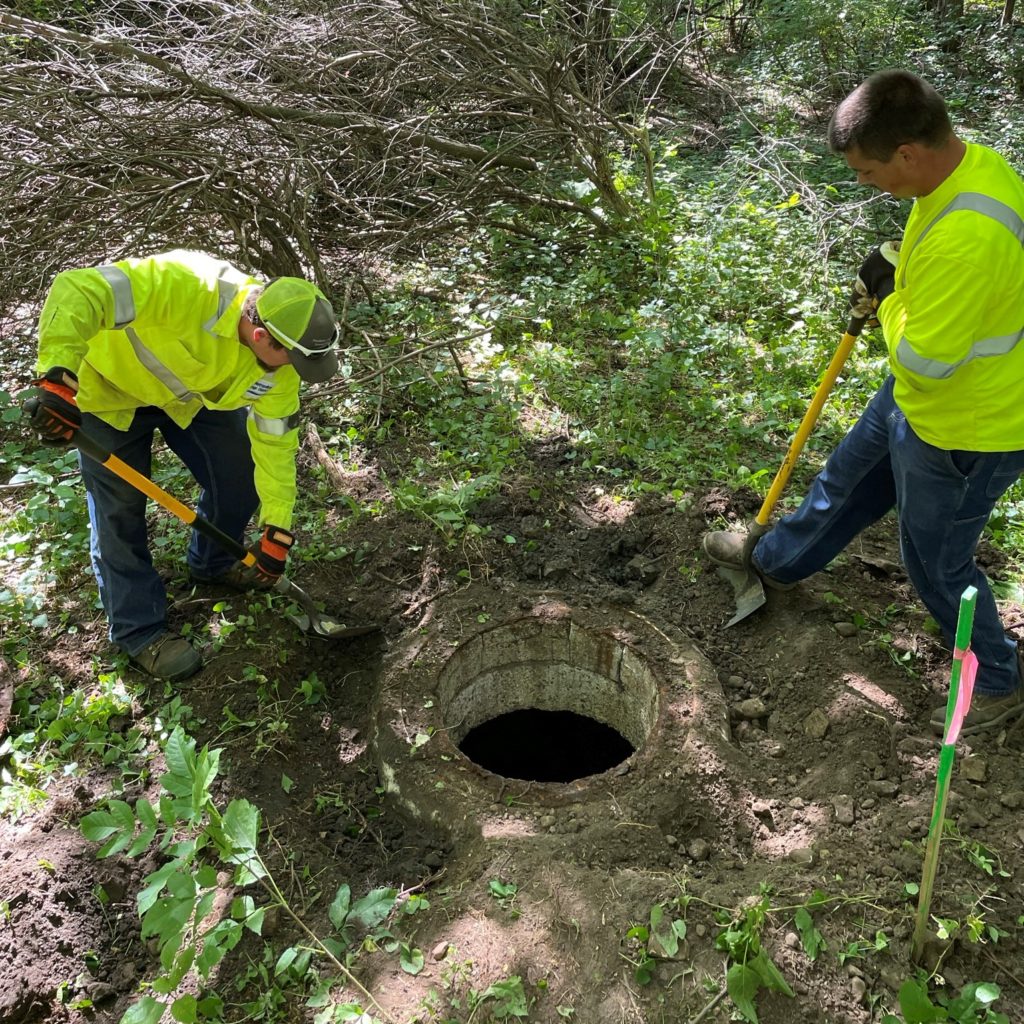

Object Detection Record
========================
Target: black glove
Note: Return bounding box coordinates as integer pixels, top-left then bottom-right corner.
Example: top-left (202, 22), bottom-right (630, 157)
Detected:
top-left (850, 242), bottom-right (901, 320)
top-left (247, 525), bottom-right (295, 586)
top-left (24, 367), bottom-right (81, 445)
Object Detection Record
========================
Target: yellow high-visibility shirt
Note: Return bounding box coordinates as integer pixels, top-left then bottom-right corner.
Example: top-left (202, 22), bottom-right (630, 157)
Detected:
top-left (36, 250), bottom-right (301, 528)
top-left (878, 143), bottom-right (1024, 451)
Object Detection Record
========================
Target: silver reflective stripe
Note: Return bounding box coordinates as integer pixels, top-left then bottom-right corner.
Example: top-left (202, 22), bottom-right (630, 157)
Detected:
top-left (125, 328), bottom-right (198, 402)
top-left (896, 192), bottom-right (1024, 378)
top-left (248, 409), bottom-right (300, 436)
top-left (97, 264), bottom-right (136, 328)
top-left (202, 269), bottom-right (241, 333)
top-left (896, 329), bottom-right (1024, 379)
top-left (898, 192), bottom-right (1024, 288)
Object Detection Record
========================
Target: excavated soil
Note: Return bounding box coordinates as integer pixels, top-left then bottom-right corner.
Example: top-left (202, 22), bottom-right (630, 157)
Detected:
top-left (4, 441), bottom-right (1024, 1024)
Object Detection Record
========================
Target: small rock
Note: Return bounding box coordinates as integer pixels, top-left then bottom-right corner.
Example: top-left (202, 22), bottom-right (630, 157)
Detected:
top-left (261, 905), bottom-right (281, 938)
top-left (961, 756), bottom-right (988, 783)
top-left (539, 815), bottom-right (555, 829)
top-left (82, 982), bottom-right (116, 1004)
top-left (431, 941), bottom-right (450, 962)
top-left (867, 780), bottom-right (899, 797)
top-left (861, 798), bottom-right (876, 810)
top-left (880, 967), bottom-right (904, 992)
top-left (787, 847), bottom-right (815, 866)
top-left (735, 697), bottom-right (769, 720)
top-left (1002, 791), bottom-right (1024, 810)
top-left (835, 621), bottom-right (859, 638)
top-left (688, 838), bottom-right (711, 862)
top-left (626, 555), bottom-right (660, 585)
top-left (665, 834), bottom-right (678, 846)
top-left (695, 924), bottom-right (707, 938)
top-left (851, 976), bottom-right (868, 1002)
top-left (789, 797), bottom-right (805, 809)
top-left (803, 708), bottom-right (830, 739)
top-left (846, 963), bottom-right (864, 978)
top-left (726, 675), bottom-right (745, 690)
top-left (519, 515), bottom-right (544, 538)
top-left (943, 966), bottom-right (964, 990)
top-left (832, 795), bottom-right (855, 825)
top-left (784, 931), bottom-right (800, 949)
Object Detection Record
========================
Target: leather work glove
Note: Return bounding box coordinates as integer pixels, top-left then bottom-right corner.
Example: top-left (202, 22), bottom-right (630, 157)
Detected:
top-left (850, 241), bottom-right (901, 322)
top-left (247, 525), bottom-right (295, 587)
top-left (24, 367), bottom-right (81, 444)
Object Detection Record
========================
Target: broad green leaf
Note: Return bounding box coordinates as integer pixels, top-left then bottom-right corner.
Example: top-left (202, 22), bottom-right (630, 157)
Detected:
top-left (329, 884), bottom-right (352, 931)
top-left (400, 945), bottom-right (425, 975)
top-left (141, 894), bottom-right (194, 947)
top-left (196, 996), bottom-right (222, 1018)
top-left (348, 887), bottom-right (397, 931)
top-left (193, 889), bottom-right (217, 934)
top-left (749, 951), bottom-right (794, 997)
top-left (120, 996), bottom-right (166, 1024)
top-left (794, 907), bottom-right (825, 960)
top-left (97, 800), bottom-right (137, 856)
top-left (170, 995), bottom-right (197, 1024)
top-left (81, 808), bottom-right (122, 843)
top-left (138, 861), bottom-right (181, 915)
top-left (481, 976), bottom-right (528, 1017)
top-left (219, 799), bottom-right (264, 880)
top-left (163, 728), bottom-right (193, 777)
top-left (967, 981), bottom-right (1000, 1004)
top-left (136, 798), bottom-right (158, 830)
top-left (897, 979), bottom-right (945, 1023)
top-left (195, 864), bottom-right (219, 889)
top-left (190, 748), bottom-right (220, 814)
top-left (275, 946), bottom-right (298, 977)
top-left (726, 963), bottom-right (761, 1024)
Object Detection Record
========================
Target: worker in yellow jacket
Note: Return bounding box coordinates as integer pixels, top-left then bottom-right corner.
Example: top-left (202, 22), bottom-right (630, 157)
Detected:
top-left (704, 70), bottom-right (1024, 736)
top-left (25, 250), bottom-right (340, 682)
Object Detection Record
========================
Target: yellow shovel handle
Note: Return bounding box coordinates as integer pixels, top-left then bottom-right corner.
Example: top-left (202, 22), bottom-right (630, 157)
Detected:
top-left (755, 316), bottom-right (866, 527)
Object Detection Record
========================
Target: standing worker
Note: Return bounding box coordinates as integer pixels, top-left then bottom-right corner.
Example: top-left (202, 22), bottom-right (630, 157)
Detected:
top-left (704, 70), bottom-right (1024, 736)
top-left (25, 250), bottom-right (341, 682)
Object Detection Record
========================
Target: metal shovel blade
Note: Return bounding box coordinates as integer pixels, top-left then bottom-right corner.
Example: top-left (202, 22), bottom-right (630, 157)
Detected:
top-left (286, 611), bottom-right (380, 641)
top-left (718, 566), bottom-right (766, 628)
top-left (276, 577), bottom-right (380, 641)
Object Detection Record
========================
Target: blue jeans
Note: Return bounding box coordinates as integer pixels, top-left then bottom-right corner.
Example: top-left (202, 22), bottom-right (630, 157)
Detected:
top-left (79, 407), bottom-right (259, 656)
top-left (753, 376), bottom-right (1024, 697)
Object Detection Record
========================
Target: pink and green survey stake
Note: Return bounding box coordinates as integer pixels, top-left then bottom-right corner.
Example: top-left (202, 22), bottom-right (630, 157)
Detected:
top-left (911, 585), bottom-right (978, 964)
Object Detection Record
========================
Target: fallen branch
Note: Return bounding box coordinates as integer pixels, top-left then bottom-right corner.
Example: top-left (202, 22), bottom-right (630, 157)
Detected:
top-left (304, 422), bottom-right (350, 494)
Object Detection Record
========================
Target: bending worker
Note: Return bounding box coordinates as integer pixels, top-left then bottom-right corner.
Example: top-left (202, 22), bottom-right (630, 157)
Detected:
top-left (704, 69), bottom-right (1024, 736)
top-left (25, 250), bottom-right (340, 683)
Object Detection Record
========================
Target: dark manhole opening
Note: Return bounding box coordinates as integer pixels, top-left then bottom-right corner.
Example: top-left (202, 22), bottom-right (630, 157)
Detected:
top-left (459, 708), bottom-right (635, 783)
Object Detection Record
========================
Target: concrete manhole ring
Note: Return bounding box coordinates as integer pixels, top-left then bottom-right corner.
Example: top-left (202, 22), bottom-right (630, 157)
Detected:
top-left (373, 592), bottom-right (728, 840)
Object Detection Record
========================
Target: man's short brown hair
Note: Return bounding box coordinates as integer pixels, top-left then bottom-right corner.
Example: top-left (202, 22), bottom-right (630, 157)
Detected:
top-left (828, 69), bottom-right (953, 161)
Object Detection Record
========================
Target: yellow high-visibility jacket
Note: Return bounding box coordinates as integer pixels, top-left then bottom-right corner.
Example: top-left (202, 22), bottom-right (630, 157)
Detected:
top-left (878, 143), bottom-right (1024, 451)
top-left (35, 250), bottom-right (301, 528)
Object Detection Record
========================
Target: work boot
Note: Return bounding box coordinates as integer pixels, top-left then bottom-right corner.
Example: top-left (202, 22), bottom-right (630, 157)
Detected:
top-left (929, 687), bottom-right (1024, 737)
top-left (129, 633), bottom-right (202, 683)
top-left (189, 563), bottom-right (270, 592)
top-left (701, 531), bottom-right (796, 591)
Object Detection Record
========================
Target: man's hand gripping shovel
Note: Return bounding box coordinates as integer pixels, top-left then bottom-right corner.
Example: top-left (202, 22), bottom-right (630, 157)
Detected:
top-left (721, 313), bottom-right (868, 627)
top-left (75, 430), bottom-right (379, 641)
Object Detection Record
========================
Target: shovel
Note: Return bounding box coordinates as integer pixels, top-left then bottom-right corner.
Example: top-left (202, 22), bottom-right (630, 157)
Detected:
top-left (720, 313), bottom-right (867, 627)
top-left (74, 430), bottom-right (379, 641)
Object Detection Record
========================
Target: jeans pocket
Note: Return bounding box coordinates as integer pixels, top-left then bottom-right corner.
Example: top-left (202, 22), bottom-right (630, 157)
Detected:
top-left (984, 452), bottom-right (1024, 501)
